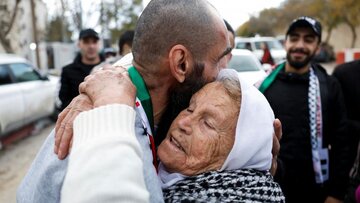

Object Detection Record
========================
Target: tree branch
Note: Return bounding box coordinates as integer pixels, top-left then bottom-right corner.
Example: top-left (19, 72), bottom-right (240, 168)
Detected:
top-left (5, 0), bottom-right (21, 36)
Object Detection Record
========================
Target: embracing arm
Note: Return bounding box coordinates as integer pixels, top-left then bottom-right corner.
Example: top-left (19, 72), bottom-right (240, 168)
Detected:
top-left (55, 66), bottom-right (128, 159)
top-left (271, 118), bottom-right (282, 176)
top-left (61, 104), bottom-right (149, 203)
top-left (61, 67), bottom-right (150, 202)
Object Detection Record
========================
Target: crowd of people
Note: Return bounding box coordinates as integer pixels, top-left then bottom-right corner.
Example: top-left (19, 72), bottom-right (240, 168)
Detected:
top-left (15, 0), bottom-right (360, 202)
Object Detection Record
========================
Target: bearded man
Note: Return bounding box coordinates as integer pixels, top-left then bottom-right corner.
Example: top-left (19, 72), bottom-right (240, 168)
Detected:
top-left (17, 1), bottom-right (233, 202)
top-left (258, 16), bottom-right (351, 203)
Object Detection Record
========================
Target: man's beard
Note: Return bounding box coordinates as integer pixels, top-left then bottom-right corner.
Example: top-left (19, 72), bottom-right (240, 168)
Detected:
top-left (155, 62), bottom-right (207, 146)
top-left (170, 62), bottom-right (207, 113)
top-left (286, 48), bottom-right (315, 70)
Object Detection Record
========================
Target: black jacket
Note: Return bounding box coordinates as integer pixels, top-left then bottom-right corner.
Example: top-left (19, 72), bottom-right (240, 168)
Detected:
top-left (59, 53), bottom-right (104, 110)
top-left (333, 60), bottom-right (360, 164)
top-left (263, 63), bottom-right (351, 201)
top-left (333, 60), bottom-right (360, 202)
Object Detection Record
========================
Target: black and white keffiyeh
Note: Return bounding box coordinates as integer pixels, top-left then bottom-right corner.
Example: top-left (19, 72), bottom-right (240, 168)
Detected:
top-left (163, 169), bottom-right (285, 203)
top-left (308, 66), bottom-right (325, 183)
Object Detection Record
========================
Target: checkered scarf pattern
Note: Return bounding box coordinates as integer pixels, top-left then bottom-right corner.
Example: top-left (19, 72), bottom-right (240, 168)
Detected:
top-left (308, 66), bottom-right (324, 183)
top-left (163, 169), bottom-right (285, 202)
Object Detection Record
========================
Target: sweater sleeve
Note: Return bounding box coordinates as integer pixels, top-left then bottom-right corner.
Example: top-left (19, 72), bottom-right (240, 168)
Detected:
top-left (61, 104), bottom-right (150, 203)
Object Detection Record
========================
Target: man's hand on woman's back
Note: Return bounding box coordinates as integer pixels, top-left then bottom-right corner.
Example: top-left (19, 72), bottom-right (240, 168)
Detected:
top-left (271, 118), bottom-right (282, 176)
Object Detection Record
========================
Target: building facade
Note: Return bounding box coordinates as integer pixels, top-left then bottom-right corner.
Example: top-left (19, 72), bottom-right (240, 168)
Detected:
top-left (0, 0), bottom-right (47, 68)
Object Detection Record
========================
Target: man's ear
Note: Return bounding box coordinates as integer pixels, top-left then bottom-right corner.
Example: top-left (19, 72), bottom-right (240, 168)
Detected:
top-left (168, 45), bottom-right (192, 83)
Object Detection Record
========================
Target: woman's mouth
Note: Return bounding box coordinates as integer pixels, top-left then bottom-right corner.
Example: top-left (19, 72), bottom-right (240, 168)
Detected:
top-left (170, 136), bottom-right (185, 152)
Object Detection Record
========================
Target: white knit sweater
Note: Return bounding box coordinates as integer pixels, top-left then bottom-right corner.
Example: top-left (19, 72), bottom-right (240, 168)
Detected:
top-left (61, 104), bottom-right (150, 203)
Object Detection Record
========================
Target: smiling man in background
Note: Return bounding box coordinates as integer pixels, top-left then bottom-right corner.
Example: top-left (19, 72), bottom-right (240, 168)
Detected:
top-left (259, 16), bottom-right (351, 203)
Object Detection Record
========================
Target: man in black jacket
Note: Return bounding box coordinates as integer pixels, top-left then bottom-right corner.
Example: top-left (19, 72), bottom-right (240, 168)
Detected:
top-left (333, 59), bottom-right (360, 203)
top-left (59, 28), bottom-right (104, 110)
top-left (259, 16), bottom-right (351, 203)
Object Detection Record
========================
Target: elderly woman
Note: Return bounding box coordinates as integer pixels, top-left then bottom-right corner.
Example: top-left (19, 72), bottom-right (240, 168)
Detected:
top-left (62, 69), bottom-right (284, 202)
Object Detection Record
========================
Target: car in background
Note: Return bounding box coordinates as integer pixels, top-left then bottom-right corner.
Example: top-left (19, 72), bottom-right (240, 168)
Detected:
top-left (235, 36), bottom-right (286, 64)
top-left (227, 49), bottom-right (267, 85)
top-left (276, 35), bottom-right (285, 46)
top-left (0, 54), bottom-right (59, 137)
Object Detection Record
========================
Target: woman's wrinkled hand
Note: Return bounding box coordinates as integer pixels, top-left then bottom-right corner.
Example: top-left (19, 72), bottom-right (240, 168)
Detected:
top-left (54, 94), bottom-right (93, 159)
top-left (79, 66), bottom-right (136, 108)
top-left (54, 66), bottom-right (136, 160)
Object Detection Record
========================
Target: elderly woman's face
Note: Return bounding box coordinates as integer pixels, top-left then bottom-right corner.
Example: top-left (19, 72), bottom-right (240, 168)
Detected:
top-left (158, 82), bottom-right (238, 176)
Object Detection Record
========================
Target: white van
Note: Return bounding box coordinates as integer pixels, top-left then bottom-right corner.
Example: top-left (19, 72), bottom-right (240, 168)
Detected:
top-left (235, 36), bottom-right (286, 64)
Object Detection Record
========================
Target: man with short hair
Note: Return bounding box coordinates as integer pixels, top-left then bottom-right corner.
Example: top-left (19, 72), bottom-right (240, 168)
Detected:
top-left (259, 16), bottom-right (351, 203)
top-left (118, 30), bottom-right (134, 57)
top-left (333, 59), bottom-right (360, 203)
top-left (220, 19), bottom-right (235, 69)
top-left (103, 47), bottom-right (117, 59)
top-left (17, 1), bottom-right (231, 202)
top-left (58, 28), bottom-right (104, 110)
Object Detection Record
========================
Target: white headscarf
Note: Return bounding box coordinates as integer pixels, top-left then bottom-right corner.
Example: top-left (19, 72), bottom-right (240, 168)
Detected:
top-left (159, 69), bottom-right (274, 188)
top-left (219, 69), bottom-right (274, 171)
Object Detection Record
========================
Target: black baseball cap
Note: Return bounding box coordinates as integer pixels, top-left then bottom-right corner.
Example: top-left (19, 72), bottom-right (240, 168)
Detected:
top-left (79, 28), bottom-right (99, 40)
top-left (286, 16), bottom-right (322, 41)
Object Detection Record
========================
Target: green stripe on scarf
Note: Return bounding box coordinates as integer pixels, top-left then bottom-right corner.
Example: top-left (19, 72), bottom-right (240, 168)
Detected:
top-left (259, 63), bottom-right (285, 93)
top-left (128, 66), bottom-right (154, 133)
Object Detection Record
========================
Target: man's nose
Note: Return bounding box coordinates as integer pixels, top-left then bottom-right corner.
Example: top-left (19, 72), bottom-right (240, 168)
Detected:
top-left (89, 43), bottom-right (97, 49)
top-left (294, 39), bottom-right (306, 48)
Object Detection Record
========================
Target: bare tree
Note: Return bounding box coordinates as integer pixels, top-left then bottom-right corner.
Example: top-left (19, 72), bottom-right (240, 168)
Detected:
top-left (99, 0), bottom-right (143, 44)
top-left (60, 0), bottom-right (83, 33)
top-left (340, 0), bottom-right (360, 48)
top-left (72, 0), bottom-right (83, 31)
top-left (49, 0), bottom-right (141, 43)
top-left (0, 0), bottom-right (21, 53)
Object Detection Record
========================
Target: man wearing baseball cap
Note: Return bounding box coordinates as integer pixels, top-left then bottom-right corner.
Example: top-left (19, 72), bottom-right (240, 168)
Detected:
top-left (59, 28), bottom-right (105, 111)
top-left (259, 16), bottom-right (351, 203)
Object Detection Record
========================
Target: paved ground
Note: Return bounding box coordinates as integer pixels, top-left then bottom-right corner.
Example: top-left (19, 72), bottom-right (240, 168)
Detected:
top-left (0, 121), bottom-right (54, 203)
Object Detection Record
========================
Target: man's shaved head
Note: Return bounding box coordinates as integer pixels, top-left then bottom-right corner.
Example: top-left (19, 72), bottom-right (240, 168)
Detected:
top-left (132, 0), bottom-right (223, 70)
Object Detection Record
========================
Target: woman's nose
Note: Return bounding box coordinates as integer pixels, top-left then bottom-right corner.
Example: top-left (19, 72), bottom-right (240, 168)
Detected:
top-left (177, 115), bottom-right (193, 135)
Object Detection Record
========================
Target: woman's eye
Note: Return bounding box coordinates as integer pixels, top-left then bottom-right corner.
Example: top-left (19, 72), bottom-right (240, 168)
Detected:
top-left (186, 108), bottom-right (193, 113)
top-left (205, 121), bottom-right (215, 129)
